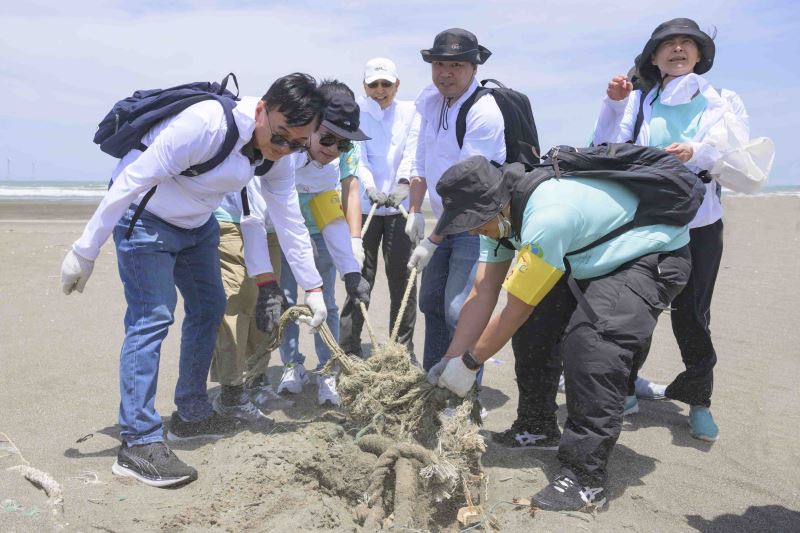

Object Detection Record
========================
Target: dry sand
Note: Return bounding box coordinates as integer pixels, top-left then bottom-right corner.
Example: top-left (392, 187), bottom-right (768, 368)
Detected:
top-left (1, 195), bottom-right (799, 532)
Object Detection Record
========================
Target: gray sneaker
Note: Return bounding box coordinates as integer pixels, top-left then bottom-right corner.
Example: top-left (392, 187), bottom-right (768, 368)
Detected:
top-left (212, 394), bottom-right (274, 425)
top-left (166, 411), bottom-right (239, 442)
top-left (112, 442), bottom-right (197, 488)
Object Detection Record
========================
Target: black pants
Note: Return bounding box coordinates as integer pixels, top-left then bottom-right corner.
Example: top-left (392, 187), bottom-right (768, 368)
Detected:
top-left (663, 220), bottom-right (723, 407)
top-left (340, 213), bottom-right (417, 357)
top-left (514, 248), bottom-right (691, 487)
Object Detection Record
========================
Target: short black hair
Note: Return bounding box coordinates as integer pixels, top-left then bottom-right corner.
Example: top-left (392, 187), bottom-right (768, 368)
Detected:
top-left (318, 78), bottom-right (355, 101)
top-left (262, 73), bottom-right (325, 127)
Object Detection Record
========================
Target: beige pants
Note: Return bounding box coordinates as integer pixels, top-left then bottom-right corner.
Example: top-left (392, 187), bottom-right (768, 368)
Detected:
top-left (210, 221), bottom-right (282, 386)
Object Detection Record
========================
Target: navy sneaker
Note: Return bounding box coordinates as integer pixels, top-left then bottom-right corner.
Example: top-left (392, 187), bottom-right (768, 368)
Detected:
top-left (490, 419), bottom-right (561, 451)
top-left (112, 442), bottom-right (197, 488)
top-left (532, 475), bottom-right (607, 512)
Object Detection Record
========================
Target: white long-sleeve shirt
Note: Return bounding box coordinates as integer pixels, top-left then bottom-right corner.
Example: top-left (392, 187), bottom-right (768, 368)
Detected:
top-left (593, 75), bottom-right (749, 228)
top-left (216, 152), bottom-right (323, 290)
top-left (411, 78), bottom-right (506, 219)
top-left (356, 97), bottom-right (420, 216)
top-left (288, 153), bottom-right (360, 277)
top-left (73, 96), bottom-right (322, 289)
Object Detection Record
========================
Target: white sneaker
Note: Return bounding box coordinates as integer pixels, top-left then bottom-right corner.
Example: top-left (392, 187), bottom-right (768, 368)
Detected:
top-left (277, 363), bottom-right (309, 395)
top-left (634, 376), bottom-right (667, 400)
top-left (317, 374), bottom-right (340, 406)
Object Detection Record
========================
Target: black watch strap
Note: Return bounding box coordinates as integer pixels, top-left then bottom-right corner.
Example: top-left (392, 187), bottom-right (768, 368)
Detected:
top-left (462, 351), bottom-right (482, 371)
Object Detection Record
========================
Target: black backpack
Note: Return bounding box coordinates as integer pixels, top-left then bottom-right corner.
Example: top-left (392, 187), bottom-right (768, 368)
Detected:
top-left (503, 143), bottom-right (704, 320)
top-left (456, 79), bottom-right (540, 170)
top-left (94, 73), bottom-right (247, 238)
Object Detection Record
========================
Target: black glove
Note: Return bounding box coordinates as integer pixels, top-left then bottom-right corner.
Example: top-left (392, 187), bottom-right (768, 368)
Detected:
top-left (385, 182), bottom-right (410, 208)
top-left (365, 187), bottom-right (388, 207)
top-left (343, 272), bottom-right (371, 306)
top-left (255, 281), bottom-right (285, 333)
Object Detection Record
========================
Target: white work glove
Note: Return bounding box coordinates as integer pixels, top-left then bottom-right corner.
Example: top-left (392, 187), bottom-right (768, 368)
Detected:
top-left (407, 238), bottom-right (438, 270)
top-left (60, 249), bottom-right (95, 295)
top-left (438, 356), bottom-right (478, 398)
top-left (298, 290), bottom-right (327, 330)
top-left (426, 358), bottom-right (449, 386)
top-left (405, 212), bottom-right (425, 242)
top-left (351, 237), bottom-right (365, 269)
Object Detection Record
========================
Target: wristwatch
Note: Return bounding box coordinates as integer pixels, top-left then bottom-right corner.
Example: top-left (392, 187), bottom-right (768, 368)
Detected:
top-left (462, 351), bottom-right (483, 371)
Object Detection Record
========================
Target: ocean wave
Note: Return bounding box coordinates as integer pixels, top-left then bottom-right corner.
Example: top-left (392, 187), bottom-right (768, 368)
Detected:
top-left (0, 185), bottom-right (105, 198)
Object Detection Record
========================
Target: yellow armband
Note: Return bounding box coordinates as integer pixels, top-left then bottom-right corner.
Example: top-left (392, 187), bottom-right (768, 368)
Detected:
top-left (502, 243), bottom-right (563, 306)
top-left (308, 189), bottom-right (344, 230)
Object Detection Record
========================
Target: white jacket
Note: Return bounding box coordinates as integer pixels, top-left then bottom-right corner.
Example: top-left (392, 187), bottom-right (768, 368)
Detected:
top-left (593, 74), bottom-right (749, 228)
top-left (357, 97), bottom-right (420, 216)
top-left (412, 78), bottom-right (506, 219)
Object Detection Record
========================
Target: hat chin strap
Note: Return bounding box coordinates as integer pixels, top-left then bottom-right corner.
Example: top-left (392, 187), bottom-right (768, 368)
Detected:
top-left (497, 214), bottom-right (512, 239)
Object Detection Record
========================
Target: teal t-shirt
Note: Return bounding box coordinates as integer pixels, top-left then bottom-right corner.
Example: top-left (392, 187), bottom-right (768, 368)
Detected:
top-left (649, 94), bottom-right (707, 148)
top-left (479, 177), bottom-right (689, 280)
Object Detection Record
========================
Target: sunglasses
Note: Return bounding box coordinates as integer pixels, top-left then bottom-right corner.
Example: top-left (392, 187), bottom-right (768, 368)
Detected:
top-left (367, 80), bottom-right (394, 89)
top-left (318, 134), bottom-right (352, 153)
top-left (266, 112), bottom-right (308, 153)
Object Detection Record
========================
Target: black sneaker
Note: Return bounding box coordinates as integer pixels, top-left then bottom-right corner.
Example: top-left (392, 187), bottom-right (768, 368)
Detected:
top-left (490, 420), bottom-right (561, 450)
top-left (166, 411), bottom-right (239, 442)
top-left (532, 475), bottom-right (607, 512)
top-left (111, 442), bottom-right (197, 488)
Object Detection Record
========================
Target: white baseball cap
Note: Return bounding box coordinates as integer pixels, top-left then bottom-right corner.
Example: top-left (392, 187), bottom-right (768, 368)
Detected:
top-left (363, 57), bottom-right (398, 84)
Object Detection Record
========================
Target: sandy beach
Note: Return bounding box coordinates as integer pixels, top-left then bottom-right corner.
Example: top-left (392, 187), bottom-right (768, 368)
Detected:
top-left (1, 195), bottom-right (799, 532)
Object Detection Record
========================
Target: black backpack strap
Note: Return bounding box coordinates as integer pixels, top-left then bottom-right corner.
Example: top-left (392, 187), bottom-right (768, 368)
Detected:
top-left (125, 186), bottom-right (158, 239)
top-left (631, 91), bottom-right (646, 143)
top-left (240, 187), bottom-right (250, 217)
top-left (455, 86), bottom-right (489, 149)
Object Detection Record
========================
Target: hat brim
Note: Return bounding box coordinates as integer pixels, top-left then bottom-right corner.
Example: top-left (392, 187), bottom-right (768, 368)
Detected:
top-left (421, 45), bottom-right (492, 65)
top-left (640, 27), bottom-right (715, 75)
top-left (364, 74), bottom-right (398, 84)
top-left (321, 120), bottom-right (370, 141)
top-left (434, 182), bottom-right (510, 236)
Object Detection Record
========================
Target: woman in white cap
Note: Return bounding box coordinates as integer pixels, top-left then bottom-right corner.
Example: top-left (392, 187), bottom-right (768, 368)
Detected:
top-left (339, 58), bottom-right (421, 361)
top-left (593, 18), bottom-right (751, 442)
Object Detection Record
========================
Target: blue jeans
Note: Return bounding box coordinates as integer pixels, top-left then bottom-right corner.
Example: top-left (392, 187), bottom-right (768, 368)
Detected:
top-left (419, 232), bottom-right (479, 371)
top-left (113, 207), bottom-right (226, 445)
top-left (279, 232), bottom-right (339, 369)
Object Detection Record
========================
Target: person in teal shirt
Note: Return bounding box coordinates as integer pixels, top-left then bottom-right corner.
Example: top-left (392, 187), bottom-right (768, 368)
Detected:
top-left (426, 155), bottom-right (693, 512)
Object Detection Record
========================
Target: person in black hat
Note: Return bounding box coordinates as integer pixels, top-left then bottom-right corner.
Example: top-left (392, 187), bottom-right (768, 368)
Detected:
top-left (274, 80), bottom-right (372, 407)
top-left (426, 154), bottom-right (692, 512)
top-left (592, 18), bottom-right (752, 442)
top-left (404, 28), bottom-right (506, 379)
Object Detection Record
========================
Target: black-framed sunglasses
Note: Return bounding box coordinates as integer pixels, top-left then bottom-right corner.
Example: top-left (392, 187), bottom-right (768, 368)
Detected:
top-left (367, 80), bottom-right (394, 89)
top-left (266, 111), bottom-right (308, 153)
top-left (318, 134), bottom-right (352, 153)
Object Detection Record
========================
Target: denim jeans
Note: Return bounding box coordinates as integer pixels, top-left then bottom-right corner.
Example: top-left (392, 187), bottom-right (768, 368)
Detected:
top-left (419, 232), bottom-right (479, 371)
top-left (279, 232), bottom-right (339, 369)
top-left (113, 206), bottom-right (226, 445)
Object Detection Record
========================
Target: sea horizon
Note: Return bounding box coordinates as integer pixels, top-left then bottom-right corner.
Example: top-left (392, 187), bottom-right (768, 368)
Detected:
top-left (1, 178), bottom-right (799, 202)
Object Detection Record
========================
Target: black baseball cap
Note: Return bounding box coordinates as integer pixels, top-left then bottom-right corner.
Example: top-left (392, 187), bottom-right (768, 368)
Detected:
top-left (321, 93), bottom-right (370, 141)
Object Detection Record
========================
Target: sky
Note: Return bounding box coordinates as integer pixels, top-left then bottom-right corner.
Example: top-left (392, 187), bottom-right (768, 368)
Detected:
top-left (1, 0), bottom-right (798, 186)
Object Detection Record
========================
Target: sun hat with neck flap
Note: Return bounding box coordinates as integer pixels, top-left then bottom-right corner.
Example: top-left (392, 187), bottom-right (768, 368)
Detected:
top-left (636, 18), bottom-right (715, 84)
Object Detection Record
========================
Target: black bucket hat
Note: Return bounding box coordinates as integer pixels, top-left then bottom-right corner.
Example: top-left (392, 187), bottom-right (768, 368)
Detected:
top-left (637, 18), bottom-right (715, 82)
top-left (321, 93), bottom-right (370, 141)
top-left (434, 156), bottom-right (508, 236)
top-left (421, 28), bottom-right (492, 65)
